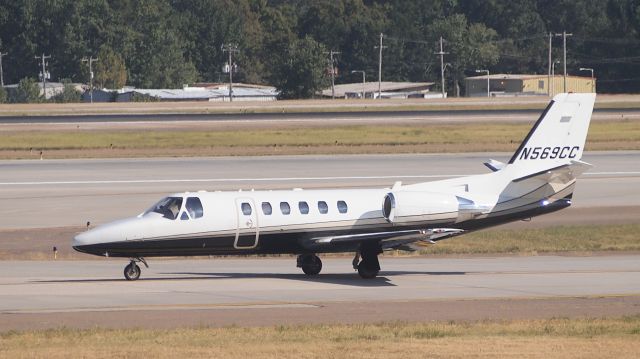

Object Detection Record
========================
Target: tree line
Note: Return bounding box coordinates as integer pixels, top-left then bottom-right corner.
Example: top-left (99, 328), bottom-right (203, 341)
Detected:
top-left (0, 0), bottom-right (639, 102)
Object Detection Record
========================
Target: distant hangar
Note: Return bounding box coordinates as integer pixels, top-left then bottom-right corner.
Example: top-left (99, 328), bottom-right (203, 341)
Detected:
top-left (465, 74), bottom-right (596, 97)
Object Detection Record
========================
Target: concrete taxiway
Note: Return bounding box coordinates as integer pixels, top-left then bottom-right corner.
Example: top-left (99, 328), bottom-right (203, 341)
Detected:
top-left (1, 256), bottom-right (639, 330)
top-left (0, 151), bottom-right (638, 229)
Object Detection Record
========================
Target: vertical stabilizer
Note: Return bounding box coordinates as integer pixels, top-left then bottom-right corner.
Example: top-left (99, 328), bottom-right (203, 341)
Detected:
top-left (507, 93), bottom-right (595, 173)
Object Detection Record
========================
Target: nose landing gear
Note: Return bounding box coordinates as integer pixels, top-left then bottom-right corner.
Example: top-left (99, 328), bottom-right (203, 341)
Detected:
top-left (124, 257), bottom-right (148, 281)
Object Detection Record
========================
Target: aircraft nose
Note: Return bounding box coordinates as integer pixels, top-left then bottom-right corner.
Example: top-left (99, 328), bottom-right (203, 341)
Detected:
top-left (73, 231), bottom-right (94, 247)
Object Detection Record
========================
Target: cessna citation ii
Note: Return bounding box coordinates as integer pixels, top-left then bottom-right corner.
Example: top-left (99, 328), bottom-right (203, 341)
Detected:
top-left (73, 93), bottom-right (596, 280)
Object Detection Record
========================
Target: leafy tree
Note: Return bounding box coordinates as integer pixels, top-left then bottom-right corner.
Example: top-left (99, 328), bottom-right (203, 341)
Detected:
top-left (428, 14), bottom-right (499, 96)
top-left (270, 36), bottom-right (328, 99)
top-left (10, 77), bottom-right (41, 103)
top-left (94, 46), bottom-right (127, 89)
top-left (52, 79), bottom-right (82, 103)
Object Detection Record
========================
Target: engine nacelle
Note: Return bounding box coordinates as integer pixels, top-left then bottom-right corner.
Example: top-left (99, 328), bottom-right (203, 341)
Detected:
top-left (382, 191), bottom-right (459, 224)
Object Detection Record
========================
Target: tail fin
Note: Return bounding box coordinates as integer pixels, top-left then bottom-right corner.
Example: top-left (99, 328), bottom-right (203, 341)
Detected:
top-left (507, 93), bottom-right (595, 172)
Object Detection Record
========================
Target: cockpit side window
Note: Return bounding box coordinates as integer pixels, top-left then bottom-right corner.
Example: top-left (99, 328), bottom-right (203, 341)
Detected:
top-left (147, 197), bottom-right (183, 220)
top-left (186, 197), bottom-right (204, 219)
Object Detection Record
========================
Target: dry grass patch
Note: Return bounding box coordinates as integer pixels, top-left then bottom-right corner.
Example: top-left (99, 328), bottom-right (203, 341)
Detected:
top-left (419, 223), bottom-right (640, 255)
top-left (1, 120), bottom-right (639, 159)
top-left (0, 223), bottom-right (638, 260)
top-left (1, 316), bottom-right (639, 358)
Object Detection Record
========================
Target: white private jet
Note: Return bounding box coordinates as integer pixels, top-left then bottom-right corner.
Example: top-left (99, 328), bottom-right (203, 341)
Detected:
top-left (73, 93), bottom-right (596, 280)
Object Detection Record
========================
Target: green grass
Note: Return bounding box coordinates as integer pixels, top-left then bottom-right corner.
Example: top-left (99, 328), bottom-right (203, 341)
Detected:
top-left (2, 121), bottom-right (639, 158)
top-left (418, 223), bottom-right (640, 255)
top-left (1, 317), bottom-right (639, 358)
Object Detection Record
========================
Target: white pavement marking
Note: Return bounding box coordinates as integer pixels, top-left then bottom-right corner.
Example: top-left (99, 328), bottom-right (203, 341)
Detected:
top-left (0, 172), bottom-right (638, 186)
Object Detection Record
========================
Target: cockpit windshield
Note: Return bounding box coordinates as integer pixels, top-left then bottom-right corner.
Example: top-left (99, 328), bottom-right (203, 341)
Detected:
top-left (145, 197), bottom-right (183, 220)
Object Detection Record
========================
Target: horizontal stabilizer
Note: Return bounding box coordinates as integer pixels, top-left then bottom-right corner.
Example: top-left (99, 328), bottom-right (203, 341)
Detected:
top-left (512, 160), bottom-right (592, 183)
top-left (484, 159), bottom-right (506, 172)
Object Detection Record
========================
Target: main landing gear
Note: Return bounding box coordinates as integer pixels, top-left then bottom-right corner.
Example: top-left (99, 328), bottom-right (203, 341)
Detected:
top-left (353, 243), bottom-right (382, 279)
top-left (124, 257), bottom-right (148, 281)
top-left (297, 254), bottom-right (322, 276)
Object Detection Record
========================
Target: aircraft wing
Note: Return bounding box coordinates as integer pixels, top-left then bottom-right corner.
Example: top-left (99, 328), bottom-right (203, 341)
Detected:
top-left (310, 228), bottom-right (464, 251)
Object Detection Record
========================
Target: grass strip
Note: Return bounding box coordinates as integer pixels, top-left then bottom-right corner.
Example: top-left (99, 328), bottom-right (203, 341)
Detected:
top-left (417, 223), bottom-right (640, 255)
top-left (0, 223), bottom-right (638, 260)
top-left (1, 316), bottom-right (639, 358)
top-left (1, 120), bottom-right (639, 159)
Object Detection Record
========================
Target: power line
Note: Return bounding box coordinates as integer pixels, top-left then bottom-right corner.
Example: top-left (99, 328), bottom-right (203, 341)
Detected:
top-left (34, 53), bottom-right (51, 97)
top-left (325, 50), bottom-right (340, 99)
top-left (374, 33), bottom-right (387, 99)
top-left (221, 43), bottom-right (239, 102)
top-left (554, 31), bottom-right (573, 92)
top-left (434, 37), bottom-right (448, 98)
top-left (82, 56), bottom-right (98, 103)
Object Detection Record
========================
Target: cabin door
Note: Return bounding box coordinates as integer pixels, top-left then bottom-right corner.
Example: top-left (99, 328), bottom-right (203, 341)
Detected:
top-left (234, 198), bottom-right (259, 249)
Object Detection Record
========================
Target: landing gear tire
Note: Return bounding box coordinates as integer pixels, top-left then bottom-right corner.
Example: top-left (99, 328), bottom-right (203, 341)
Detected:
top-left (357, 261), bottom-right (379, 279)
top-left (357, 243), bottom-right (382, 279)
top-left (298, 254), bottom-right (322, 276)
top-left (124, 262), bottom-right (141, 281)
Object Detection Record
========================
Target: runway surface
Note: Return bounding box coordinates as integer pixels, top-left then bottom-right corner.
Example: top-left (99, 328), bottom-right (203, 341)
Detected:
top-left (0, 151), bottom-right (638, 229)
top-left (1, 256), bottom-right (639, 330)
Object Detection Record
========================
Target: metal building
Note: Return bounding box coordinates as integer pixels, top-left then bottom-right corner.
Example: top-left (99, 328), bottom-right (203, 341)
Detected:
top-left (465, 74), bottom-right (596, 97)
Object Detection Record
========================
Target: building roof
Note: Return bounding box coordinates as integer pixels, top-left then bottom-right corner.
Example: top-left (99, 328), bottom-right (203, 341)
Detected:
top-left (321, 81), bottom-right (434, 97)
top-left (131, 87), bottom-right (277, 100)
top-left (466, 74), bottom-right (593, 80)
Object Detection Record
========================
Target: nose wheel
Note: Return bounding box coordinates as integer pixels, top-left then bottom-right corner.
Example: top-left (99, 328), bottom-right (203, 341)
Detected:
top-left (124, 262), bottom-right (141, 280)
top-left (123, 257), bottom-right (148, 281)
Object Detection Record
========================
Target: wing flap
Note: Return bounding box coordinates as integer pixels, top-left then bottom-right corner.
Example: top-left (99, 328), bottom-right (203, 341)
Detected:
top-left (311, 228), bottom-right (464, 251)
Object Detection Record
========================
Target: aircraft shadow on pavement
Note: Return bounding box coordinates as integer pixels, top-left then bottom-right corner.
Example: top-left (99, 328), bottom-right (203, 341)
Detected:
top-left (32, 270), bottom-right (465, 287)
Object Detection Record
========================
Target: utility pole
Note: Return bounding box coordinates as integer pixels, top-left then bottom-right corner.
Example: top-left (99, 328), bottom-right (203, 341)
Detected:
top-left (434, 37), bottom-right (449, 99)
top-left (374, 33), bottom-right (387, 99)
top-left (554, 31), bottom-right (573, 93)
top-left (0, 51), bottom-right (7, 87)
top-left (547, 32), bottom-right (552, 96)
top-left (35, 53), bottom-right (51, 98)
top-left (221, 43), bottom-right (239, 102)
top-left (326, 50), bottom-right (340, 99)
top-left (82, 56), bottom-right (99, 103)
top-left (551, 60), bottom-right (560, 96)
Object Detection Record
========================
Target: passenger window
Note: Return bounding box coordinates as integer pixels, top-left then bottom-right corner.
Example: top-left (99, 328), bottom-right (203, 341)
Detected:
top-left (318, 201), bottom-right (328, 214)
top-left (186, 197), bottom-right (203, 219)
top-left (241, 202), bottom-right (252, 216)
top-left (180, 211), bottom-right (189, 220)
top-left (337, 200), bottom-right (348, 214)
top-left (299, 201), bottom-right (309, 214)
top-left (262, 202), bottom-right (272, 215)
top-left (280, 202), bottom-right (291, 215)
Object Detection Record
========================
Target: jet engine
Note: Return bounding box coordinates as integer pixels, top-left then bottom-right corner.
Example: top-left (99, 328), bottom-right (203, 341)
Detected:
top-left (382, 191), bottom-right (459, 224)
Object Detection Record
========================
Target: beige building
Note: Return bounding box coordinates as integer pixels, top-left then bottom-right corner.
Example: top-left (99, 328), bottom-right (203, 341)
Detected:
top-left (465, 74), bottom-right (596, 97)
